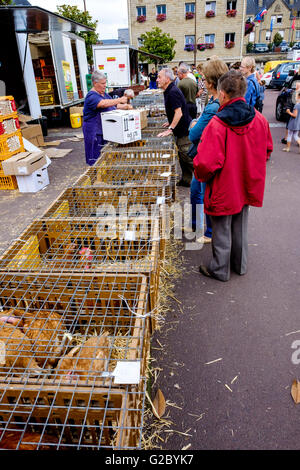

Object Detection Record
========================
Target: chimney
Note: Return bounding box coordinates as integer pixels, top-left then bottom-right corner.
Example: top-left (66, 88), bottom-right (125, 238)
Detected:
top-left (290, 0), bottom-right (294, 5)
top-left (258, 0), bottom-right (264, 7)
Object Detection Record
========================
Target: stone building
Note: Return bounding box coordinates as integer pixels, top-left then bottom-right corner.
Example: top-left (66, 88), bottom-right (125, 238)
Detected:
top-left (245, 0), bottom-right (300, 47)
top-left (127, 0), bottom-right (247, 66)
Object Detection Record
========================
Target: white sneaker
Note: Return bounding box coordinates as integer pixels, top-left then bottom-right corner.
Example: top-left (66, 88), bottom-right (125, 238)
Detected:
top-left (196, 235), bottom-right (212, 244)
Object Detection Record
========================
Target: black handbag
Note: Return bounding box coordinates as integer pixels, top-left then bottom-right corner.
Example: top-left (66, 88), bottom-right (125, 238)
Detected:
top-left (187, 142), bottom-right (198, 159)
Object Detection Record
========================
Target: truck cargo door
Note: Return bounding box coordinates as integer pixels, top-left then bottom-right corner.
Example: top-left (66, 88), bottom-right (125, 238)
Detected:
top-left (49, 31), bottom-right (79, 106)
top-left (75, 37), bottom-right (89, 97)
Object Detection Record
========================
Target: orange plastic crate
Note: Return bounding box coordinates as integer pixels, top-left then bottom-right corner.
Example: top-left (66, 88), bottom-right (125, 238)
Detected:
top-left (0, 168), bottom-right (18, 190)
top-left (0, 96), bottom-right (17, 117)
top-left (0, 130), bottom-right (24, 160)
top-left (0, 113), bottom-right (20, 136)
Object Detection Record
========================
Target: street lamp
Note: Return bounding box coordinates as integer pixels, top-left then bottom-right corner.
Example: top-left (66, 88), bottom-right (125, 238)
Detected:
top-left (194, 0), bottom-right (197, 65)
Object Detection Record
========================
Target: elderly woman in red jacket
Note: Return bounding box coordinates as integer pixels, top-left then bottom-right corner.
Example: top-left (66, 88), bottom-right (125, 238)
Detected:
top-left (193, 70), bottom-right (273, 282)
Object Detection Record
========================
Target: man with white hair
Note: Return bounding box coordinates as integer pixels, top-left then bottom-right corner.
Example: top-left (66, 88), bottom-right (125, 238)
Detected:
top-left (177, 63), bottom-right (198, 119)
top-left (157, 67), bottom-right (193, 186)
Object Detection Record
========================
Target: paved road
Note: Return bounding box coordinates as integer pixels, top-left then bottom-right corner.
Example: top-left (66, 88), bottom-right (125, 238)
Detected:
top-left (151, 89), bottom-right (300, 450)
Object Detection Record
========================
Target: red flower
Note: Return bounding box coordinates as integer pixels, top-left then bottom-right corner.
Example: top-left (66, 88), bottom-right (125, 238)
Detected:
top-left (226, 9), bottom-right (237, 17)
top-left (156, 13), bottom-right (166, 22)
top-left (137, 15), bottom-right (146, 23)
top-left (206, 10), bottom-right (215, 17)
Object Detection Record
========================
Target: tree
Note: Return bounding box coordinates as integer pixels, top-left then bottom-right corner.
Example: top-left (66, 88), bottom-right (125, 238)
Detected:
top-left (273, 32), bottom-right (283, 47)
top-left (139, 27), bottom-right (176, 64)
top-left (0, 1), bottom-right (14, 4)
top-left (56, 4), bottom-right (98, 64)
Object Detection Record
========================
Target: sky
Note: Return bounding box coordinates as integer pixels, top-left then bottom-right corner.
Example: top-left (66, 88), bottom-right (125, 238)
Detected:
top-left (30, 0), bottom-right (129, 39)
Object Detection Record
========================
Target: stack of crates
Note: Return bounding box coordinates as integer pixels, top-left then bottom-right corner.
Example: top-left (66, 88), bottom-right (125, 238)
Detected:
top-left (36, 79), bottom-right (55, 106)
top-left (0, 91), bottom-right (177, 449)
top-left (0, 96), bottom-right (25, 190)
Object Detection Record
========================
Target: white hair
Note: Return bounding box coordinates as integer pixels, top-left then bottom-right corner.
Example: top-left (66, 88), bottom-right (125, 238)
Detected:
top-left (124, 88), bottom-right (135, 98)
top-left (161, 67), bottom-right (174, 81)
top-left (92, 71), bottom-right (106, 83)
top-left (178, 64), bottom-right (189, 74)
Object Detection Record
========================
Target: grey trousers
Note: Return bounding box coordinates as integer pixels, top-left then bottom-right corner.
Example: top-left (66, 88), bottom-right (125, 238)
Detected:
top-left (209, 205), bottom-right (249, 281)
top-left (175, 135), bottom-right (194, 184)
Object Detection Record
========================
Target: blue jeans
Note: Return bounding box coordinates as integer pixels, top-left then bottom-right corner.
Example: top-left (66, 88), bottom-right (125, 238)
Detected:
top-left (190, 175), bottom-right (212, 237)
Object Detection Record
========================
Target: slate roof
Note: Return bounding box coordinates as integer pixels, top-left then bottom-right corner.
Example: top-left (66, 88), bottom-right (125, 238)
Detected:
top-left (246, 0), bottom-right (300, 16)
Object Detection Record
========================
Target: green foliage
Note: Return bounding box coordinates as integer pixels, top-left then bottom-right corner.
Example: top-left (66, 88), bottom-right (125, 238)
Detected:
top-left (56, 4), bottom-right (98, 64)
top-left (289, 41), bottom-right (295, 48)
top-left (0, 0), bottom-right (14, 5)
top-left (268, 42), bottom-right (274, 51)
top-left (246, 42), bottom-right (253, 53)
top-left (139, 27), bottom-right (176, 63)
top-left (273, 32), bottom-right (283, 47)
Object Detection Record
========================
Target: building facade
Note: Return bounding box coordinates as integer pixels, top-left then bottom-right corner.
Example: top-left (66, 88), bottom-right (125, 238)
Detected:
top-left (245, 0), bottom-right (300, 47)
top-left (128, 0), bottom-right (247, 66)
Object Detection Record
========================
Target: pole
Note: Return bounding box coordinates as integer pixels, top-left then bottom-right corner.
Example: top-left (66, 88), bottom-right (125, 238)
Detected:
top-left (83, 0), bottom-right (87, 12)
top-left (194, 0), bottom-right (197, 65)
top-left (240, 0), bottom-right (247, 60)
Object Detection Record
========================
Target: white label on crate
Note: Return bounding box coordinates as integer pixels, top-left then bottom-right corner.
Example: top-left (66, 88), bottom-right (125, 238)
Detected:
top-left (160, 172), bottom-right (172, 177)
top-left (113, 361), bottom-right (141, 384)
top-left (124, 230), bottom-right (136, 241)
top-left (162, 154), bottom-right (170, 159)
top-left (156, 196), bottom-right (165, 205)
top-left (0, 341), bottom-right (5, 365)
top-left (18, 166), bottom-right (27, 175)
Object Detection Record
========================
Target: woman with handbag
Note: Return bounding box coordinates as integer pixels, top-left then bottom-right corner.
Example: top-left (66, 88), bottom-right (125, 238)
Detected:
top-left (188, 59), bottom-right (228, 243)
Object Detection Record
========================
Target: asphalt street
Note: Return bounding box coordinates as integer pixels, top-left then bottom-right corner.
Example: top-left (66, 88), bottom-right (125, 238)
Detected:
top-left (151, 89), bottom-right (300, 450)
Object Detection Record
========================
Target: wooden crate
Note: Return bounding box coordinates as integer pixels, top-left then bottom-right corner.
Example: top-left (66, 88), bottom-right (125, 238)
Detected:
top-left (0, 380), bottom-right (146, 449)
top-left (0, 218), bottom-right (161, 315)
top-left (73, 163), bottom-right (175, 202)
top-left (0, 272), bottom-right (150, 381)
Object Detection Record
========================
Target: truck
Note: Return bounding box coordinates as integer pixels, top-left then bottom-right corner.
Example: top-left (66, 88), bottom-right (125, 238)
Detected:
top-left (92, 44), bottom-right (164, 90)
top-left (0, 5), bottom-right (92, 123)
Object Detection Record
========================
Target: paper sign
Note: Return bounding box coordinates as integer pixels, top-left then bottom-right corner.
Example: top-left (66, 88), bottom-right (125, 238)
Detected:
top-left (160, 172), bottom-right (172, 177)
top-left (125, 230), bottom-right (136, 241)
top-left (162, 154), bottom-right (170, 159)
top-left (156, 196), bottom-right (165, 205)
top-left (0, 341), bottom-right (6, 365)
top-left (113, 361), bottom-right (141, 384)
top-left (107, 57), bottom-right (116, 62)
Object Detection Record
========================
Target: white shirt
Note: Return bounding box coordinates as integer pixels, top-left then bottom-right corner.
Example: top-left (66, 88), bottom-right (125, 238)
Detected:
top-left (188, 72), bottom-right (197, 82)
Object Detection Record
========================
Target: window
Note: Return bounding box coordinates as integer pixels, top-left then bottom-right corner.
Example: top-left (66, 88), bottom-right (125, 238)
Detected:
top-left (156, 4), bottom-right (166, 15)
top-left (227, 1), bottom-right (237, 10)
top-left (185, 2), bottom-right (195, 13)
top-left (205, 2), bottom-right (216, 12)
top-left (278, 30), bottom-right (284, 39)
top-left (296, 30), bottom-right (300, 40)
top-left (277, 15), bottom-right (282, 23)
top-left (249, 31), bottom-right (255, 42)
top-left (225, 32), bottom-right (235, 42)
top-left (266, 31), bottom-right (271, 41)
top-left (271, 15), bottom-right (276, 23)
top-left (205, 33), bottom-right (215, 43)
top-left (283, 64), bottom-right (296, 73)
top-left (136, 6), bottom-right (146, 17)
top-left (185, 35), bottom-right (195, 44)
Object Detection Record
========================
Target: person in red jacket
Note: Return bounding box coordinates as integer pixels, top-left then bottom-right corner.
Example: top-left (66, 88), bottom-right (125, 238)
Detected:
top-left (193, 70), bottom-right (273, 281)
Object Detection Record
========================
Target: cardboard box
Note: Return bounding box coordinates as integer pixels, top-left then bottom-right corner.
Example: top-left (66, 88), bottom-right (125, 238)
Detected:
top-left (1, 151), bottom-right (47, 176)
top-left (69, 106), bottom-right (83, 116)
top-left (16, 164), bottom-right (49, 193)
top-left (18, 114), bottom-right (33, 128)
top-left (101, 110), bottom-right (141, 144)
top-left (138, 109), bottom-right (148, 129)
top-left (21, 124), bottom-right (44, 147)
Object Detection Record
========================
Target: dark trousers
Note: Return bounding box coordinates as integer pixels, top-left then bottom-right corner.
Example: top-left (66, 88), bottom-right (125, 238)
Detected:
top-left (175, 135), bottom-right (194, 184)
top-left (187, 102), bottom-right (197, 120)
top-left (209, 205), bottom-right (249, 281)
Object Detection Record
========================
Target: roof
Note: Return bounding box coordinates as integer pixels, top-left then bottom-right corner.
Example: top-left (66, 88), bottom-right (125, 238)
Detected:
top-left (247, 0), bottom-right (297, 16)
top-left (0, 5), bottom-right (94, 33)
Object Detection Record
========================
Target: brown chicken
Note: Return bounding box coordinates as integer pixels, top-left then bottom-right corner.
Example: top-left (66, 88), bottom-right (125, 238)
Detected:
top-left (56, 333), bottom-right (110, 381)
top-left (0, 431), bottom-right (60, 450)
top-left (0, 320), bottom-right (42, 376)
top-left (8, 308), bottom-right (71, 367)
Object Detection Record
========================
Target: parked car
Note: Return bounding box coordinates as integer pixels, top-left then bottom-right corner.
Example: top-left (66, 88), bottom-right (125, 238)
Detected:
top-left (279, 40), bottom-right (289, 52)
top-left (253, 43), bottom-right (269, 53)
top-left (269, 62), bottom-right (299, 89)
top-left (275, 71), bottom-right (300, 121)
top-left (261, 69), bottom-right (275, 87)
top-left (292, 42), bottom-right (300, 50)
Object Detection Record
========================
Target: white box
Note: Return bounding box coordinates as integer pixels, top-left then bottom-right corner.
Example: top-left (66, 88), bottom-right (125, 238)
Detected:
top-left (16, 165), bottom-right (49, 193)
top-left (101, 110), bottom-right (141, 144)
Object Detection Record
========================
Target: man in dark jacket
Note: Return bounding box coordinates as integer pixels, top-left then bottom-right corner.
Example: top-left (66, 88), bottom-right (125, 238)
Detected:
top-left (157, 67), bottom-right (193, 186)
top-left (193, 70), bottom-right (273, 281)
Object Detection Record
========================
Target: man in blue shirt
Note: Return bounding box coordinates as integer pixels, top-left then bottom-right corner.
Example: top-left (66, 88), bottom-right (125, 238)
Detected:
top-left (240, 57), bottom-right (259, 107)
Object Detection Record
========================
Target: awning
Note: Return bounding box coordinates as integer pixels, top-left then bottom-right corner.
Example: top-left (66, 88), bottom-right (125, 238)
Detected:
top-left (0, 5), bottom-right (94, 34)
top-left (131, 47), bottom-right (164, 63)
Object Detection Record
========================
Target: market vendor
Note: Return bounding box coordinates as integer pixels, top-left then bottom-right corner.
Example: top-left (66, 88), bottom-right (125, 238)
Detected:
top-left (82, 71), bottom-right (132, 165)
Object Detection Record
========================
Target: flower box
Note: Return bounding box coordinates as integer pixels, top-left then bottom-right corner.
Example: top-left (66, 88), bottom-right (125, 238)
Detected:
top-left (185, 12), bottom-right (195, 19)
top-left (184, 44), bottom-right (194, 51)
top-left (225, 41), bottom-right (235, 49)
top-left (205, 43), bottom-right (215, 49)
top-left (206, 10), bottom-right (215, 17)
top-left (197, 43), bottom-right (206, 51)
top-left (226, 9), bottom-right (237, 17)
top-left (245, 20), bottom-right (255, 36)
top-left (137, 15), bottom-right (146, 23)
top-left (156, 13), bottom-right (166, 22)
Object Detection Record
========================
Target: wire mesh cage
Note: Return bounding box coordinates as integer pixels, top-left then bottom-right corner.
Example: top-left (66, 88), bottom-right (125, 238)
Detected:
top-left (103, 136), bottom-right (176, 152)
top-left (0, 272), bottom-right (149, 449)
top-left (73, 164), bottom-right (176, 202)
top-left (146, 117), bottom-right (167, 128)
top-left (97, 148), bottom-right (177, 170)
top-left (0, 218), bottom-right (161, 310)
